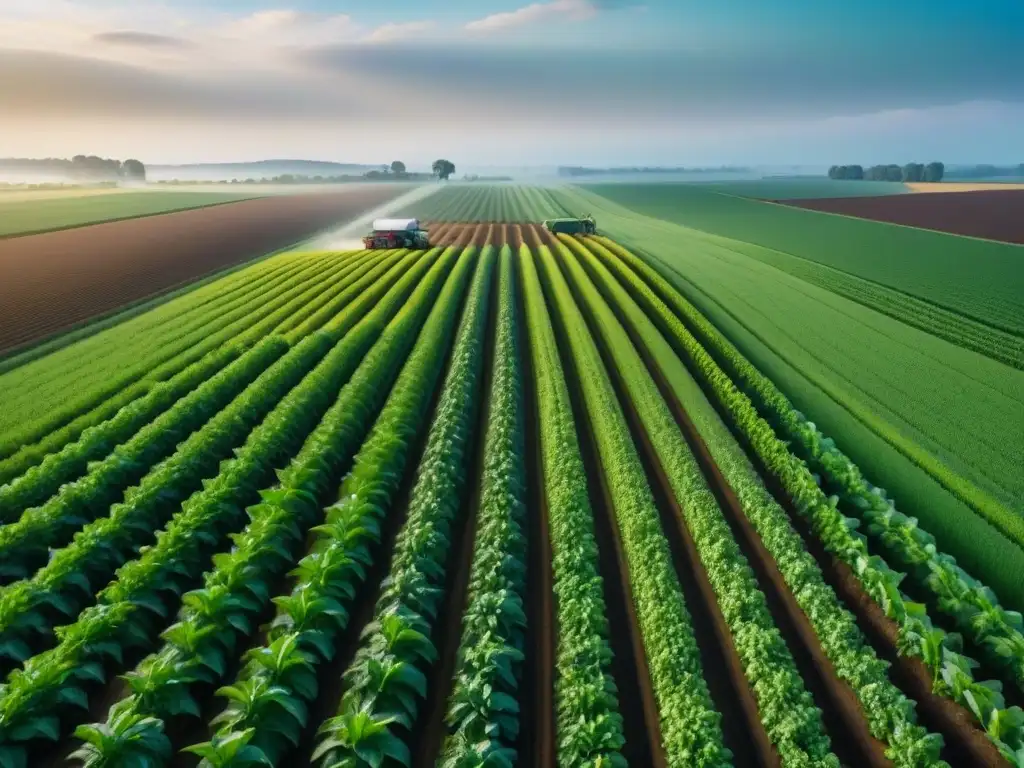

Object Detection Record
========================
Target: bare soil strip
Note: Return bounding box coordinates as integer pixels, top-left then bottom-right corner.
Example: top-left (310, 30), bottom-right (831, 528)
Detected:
top-left (781, 189), bottom-right (1024, 244)
top-left (0, 188), bottom-right (404, 353)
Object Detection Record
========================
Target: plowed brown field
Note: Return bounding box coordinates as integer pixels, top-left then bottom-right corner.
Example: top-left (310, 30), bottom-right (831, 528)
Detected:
top-left (0, 188), bottom-right (404, 353)
top-left (783, 189), bottom-right (1024, 244)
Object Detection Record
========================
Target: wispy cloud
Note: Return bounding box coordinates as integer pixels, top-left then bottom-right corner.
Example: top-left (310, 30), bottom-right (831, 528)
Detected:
top-left (92, 31), bottom-right (193, 49)
top-left (363, 21), bottom-right (436, 44)
top-left (464, 0), bottom-right (598, 32)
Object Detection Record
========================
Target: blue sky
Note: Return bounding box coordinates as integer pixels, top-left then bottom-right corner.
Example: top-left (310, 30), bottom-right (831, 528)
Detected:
top-left (1, 0), bottom-right (1021, 167)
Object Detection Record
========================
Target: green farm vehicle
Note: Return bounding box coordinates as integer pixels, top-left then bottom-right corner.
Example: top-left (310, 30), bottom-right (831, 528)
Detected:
top-left (541, 214), bottom-right (597, 236)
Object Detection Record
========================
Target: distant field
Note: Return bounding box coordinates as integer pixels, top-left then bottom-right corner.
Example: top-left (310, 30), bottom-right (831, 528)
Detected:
top-left (907, 182), bottom-right (1024, 192)
top-left (1, 186), bottom-right (1023, 767)
top-left (0, 190), bottom-right (261, 237)
top-left (573, 181), bottom-right (1024, 335)
top-left (785, 188), bottom-right (1024, 246)
top-left (670, 178), bottom-right (910, 199)
top-left (0, 188), bottom-right (405, 352)
top-left (548, 185), bottom-right (1024, 596)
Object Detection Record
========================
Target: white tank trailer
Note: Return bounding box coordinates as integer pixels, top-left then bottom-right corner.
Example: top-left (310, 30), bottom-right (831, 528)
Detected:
top-left (363, 218), bottom-right (430, 249)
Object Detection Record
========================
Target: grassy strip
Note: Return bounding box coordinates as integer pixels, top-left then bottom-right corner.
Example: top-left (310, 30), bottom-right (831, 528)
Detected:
top-left (590, 237), bottom-right (1024, 763)
top-left (570, 236), bottom-right (947, 766)
top-left (518, 244), bottom-right (627, 764)
top-left (440, 247), bottom-right (527, 765)
top-left (182, 246), bottom-right (483, 766)
top-left (0, 248), bottom-right (445, 765)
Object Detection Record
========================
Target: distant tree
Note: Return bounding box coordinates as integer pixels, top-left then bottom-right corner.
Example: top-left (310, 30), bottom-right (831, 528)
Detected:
top-left (432, 159), bottom-right (456, 180)
top-left (390, 160), bottom-right (406, 176)
top-left (828, 165), bottom-right (839, 179)
top-left (924, 161), bottom-right (945, 182)
top-left (122, 158), bottom-right (146, 181)
top-left (901, 162), bottom-right (925, 182)
top-left (847, 164), bottom-right (864, 180)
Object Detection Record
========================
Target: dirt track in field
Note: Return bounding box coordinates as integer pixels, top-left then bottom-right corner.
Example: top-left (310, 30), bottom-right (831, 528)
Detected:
top-left (781, 189), bottom-right (1024, 244)
top-left (0, 188), bottom-right (404, 353)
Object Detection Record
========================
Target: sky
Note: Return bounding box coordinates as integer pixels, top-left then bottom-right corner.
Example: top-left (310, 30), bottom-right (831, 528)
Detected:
top-left (1, 0), bottom-right (1022, 168)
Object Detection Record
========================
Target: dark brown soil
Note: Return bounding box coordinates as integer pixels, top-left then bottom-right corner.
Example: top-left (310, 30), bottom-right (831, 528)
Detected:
top-left (0, 188), bottom-right (404, 353)
top-left (781, 189), bottom-right (1024, 244)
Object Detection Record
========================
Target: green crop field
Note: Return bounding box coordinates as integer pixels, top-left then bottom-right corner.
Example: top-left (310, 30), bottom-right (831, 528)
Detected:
top-left (568, 182), bottom-right (1024, 335)
top-left (0, 185), bottom-right (1022, 768)
top-left (632, 177), bottom-right (911, 199)
top-left (0, 190), bottom-right (260, 237)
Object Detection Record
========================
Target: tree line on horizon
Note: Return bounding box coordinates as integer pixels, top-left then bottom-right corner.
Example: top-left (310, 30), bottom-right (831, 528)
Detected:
top-left (0, 156), bottom-right (146, 181)
top-left (828, 162), bottom-right (945, 182)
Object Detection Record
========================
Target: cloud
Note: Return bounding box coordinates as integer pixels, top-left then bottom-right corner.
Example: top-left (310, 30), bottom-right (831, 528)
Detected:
top-left (92, 31), bottom-right (193, 49)
top-left (221, 9), bottom-right (360, 45)
top-left (464, 0), bottom-right (597, 32)
top-left (363, 21), bottom-right (436, 44)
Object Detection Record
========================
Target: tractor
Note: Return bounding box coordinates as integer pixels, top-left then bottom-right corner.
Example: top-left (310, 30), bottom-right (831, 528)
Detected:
top-left (363, 218), bottom-right (430, 249)
top-left (541, 214), bottom-right (597, 236)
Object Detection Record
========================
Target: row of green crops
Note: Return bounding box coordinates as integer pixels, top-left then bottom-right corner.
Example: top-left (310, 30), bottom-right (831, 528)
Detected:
top-left (0, 250), bottom-right (375, 472)
top-left (0, 251), bottom-right (353, 454)
top-left (0, 337), bottom-right (291, 581)
top-left (0, 250), bottom-right (406, 493)
top-left (554, 234), bottom-right (841, 764)
top-left (187, 246), bottom-right (484, 766)
top-left (0, 241), bottom-right (311, 378)
top-left (0, 248), bottom-right (447, 765)
top-left (517, 244), bottom-right (626, 764)
top-left (548, 187), bottom-right (1024, 577)
top-left (440, 247), bottom-right (528, 766)
top-left (590, 237), bottom-right (1024, 764)
top-left (571, 237), bottom-right (946, 765)
top-left (534, 242), bottom-right (733, 765)
top-left (404, 185), bottom-right (571, 223)
top-left (311, 248), bottom-right (492, 767)
top-left (67, 245), bottom-right (473, 767)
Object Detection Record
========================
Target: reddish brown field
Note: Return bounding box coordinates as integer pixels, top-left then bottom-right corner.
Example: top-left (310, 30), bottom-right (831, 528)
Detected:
top-left (0, 188), bottom-right (404, 353)
top-left (782, 189), bottom-right (1024, 244)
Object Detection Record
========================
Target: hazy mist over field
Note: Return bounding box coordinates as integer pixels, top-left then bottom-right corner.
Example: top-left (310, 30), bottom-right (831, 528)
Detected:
top-left (2, 0), bottom-right (1022, 166)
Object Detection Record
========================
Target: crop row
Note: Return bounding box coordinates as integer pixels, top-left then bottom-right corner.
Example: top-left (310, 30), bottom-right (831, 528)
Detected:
top-left (0, 250), bottom-right (379, 483)
top-left (0, 251), bottom-right (354, 461)
top-left (0, 248), bottom-right (440, 759)
top-left (536, 241), bottom-right (738, 765)
top-left (570, 236), bottom-right (946, 765)
top-left (518, 243), bottom-right (626, 765)
top-left (181, 244), bottom-right (483, 766)
top-left (590, 236), bottom-right (1024, 764)
top-left (440, 247), bottom-right (528, 765)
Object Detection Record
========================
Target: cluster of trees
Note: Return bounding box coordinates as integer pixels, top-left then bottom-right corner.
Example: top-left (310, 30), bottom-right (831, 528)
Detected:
top-left (432, 159), bottom-right (456, 180)
top-left (0, 156), bottom-right (146, 181)
top-left (828, 162), bottom-right (944, 182)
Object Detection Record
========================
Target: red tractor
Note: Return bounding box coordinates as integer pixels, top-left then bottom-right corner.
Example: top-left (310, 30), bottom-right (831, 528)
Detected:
top-left (363, 218), bottom-right (430, 249)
